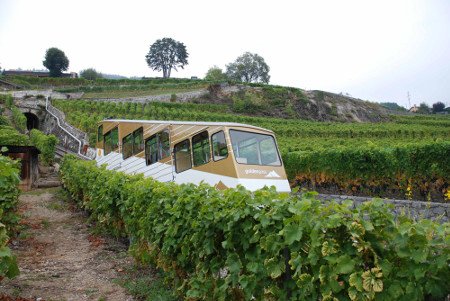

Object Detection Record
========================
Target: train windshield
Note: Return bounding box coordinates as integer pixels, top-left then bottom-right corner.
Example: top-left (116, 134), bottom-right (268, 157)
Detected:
top-left (230, 130), bottom-right (281, 166)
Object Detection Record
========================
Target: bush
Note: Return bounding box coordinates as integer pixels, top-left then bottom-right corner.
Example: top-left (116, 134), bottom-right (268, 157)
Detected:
top-left (60, 155), bottom-right (450, 301)
top-left (30, 129), bottom-right (58, 165)
top-left (0, 125), bottom-right (30, 146)
top-left (0, 154), bottom-right (20, 281)
top-left (0, 153), bottom-right (21, 232)
top-left (11, 107), bottom-right (26, 132)
top-left (284, 142), bottom-right (450, 201)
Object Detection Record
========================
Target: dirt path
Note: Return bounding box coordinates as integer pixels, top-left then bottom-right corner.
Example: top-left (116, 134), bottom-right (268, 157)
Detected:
top-left (0, 188), bottom-right (134, 301)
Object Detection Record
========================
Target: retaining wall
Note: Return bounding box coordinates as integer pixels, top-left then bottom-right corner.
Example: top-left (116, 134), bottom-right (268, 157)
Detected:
top-left (314, 193), bottom-right (450, 223)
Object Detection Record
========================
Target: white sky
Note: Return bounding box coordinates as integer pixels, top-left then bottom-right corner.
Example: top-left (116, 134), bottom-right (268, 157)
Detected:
top-left (0, 0), bottom-right (449, 108)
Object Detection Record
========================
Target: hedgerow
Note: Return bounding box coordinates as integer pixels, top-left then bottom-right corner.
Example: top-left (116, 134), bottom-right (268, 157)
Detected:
top-left (60, 155), bottom-right (450, 301)
top-left (0, 154), bottom-right (20, 281)
top-left (30, 129), bottom-right (58, 165)
top-left (284, 142), bottom-right (450, 201)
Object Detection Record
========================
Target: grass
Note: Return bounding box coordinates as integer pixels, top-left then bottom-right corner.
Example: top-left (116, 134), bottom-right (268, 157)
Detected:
top-left (41, 218), bottom-right (50, 229)
top-left (22, 187), bottom-right (61, 196)
top-left (114, 265), bottom-right (179, 301)
top-left (81, 86), bottom-right (207, 99)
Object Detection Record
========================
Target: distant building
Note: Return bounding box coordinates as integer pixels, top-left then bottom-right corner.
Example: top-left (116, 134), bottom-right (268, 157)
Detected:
top-left (2, 70), bottom-right (78, 78)
top-left (408, 104), bottom-right (419, 113)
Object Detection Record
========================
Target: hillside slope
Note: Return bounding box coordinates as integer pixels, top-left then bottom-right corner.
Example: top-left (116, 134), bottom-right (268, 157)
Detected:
top-left (206, 84), bottom-right (389, 122)
top-left (3, 75), bottom-right (389, 122)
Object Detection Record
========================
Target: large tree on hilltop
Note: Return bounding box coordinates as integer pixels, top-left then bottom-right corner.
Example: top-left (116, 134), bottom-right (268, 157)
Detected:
top-left (145, 38), bottom-right (188, 78)
top-left (43, 47), bottom-right (69, 77)
top-left (226, 52), bottom-right (270, 84)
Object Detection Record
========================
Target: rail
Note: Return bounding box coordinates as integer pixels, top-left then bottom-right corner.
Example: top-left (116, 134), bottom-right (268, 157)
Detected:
top-left (45, 96), bottom-right (92, 160)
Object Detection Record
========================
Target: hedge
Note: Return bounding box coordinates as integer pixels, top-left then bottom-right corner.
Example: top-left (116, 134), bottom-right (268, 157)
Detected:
top-left (0, 154), bottom-right (20, 281)
top-left (60, 155), bottom-right (450, 301)
top-left (283, 142), bottom-right (450, 201)
top-left (30, 129), bottom-right (58, 165)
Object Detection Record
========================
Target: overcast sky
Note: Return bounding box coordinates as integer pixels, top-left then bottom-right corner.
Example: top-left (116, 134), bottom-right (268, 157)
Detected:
top-left (0, 0), bottom-right (449, 108)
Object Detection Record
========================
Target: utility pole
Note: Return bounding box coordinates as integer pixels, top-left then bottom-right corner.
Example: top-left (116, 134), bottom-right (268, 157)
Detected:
top-left (407, 91), bottom-right (411, 108)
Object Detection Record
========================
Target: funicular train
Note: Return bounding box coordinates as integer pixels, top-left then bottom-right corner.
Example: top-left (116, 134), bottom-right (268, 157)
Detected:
top-left (95, 119), bottom-right (291, 192)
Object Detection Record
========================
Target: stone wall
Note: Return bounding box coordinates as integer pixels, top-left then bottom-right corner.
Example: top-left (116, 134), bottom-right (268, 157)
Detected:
top-left (314, 193), bottom-right (450, 223)
top-left (14, 96), bottom-right (94, 159)
top-left (83, 89), bottom-right (210, 103)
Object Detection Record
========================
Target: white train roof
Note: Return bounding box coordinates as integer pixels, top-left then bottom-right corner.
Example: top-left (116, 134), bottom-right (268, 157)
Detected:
top-left (101, 119), bottom-right (273, 133)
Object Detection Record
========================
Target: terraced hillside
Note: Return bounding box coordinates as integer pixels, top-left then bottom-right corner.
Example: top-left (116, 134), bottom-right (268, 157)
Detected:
top-left (3, 76), bottom-right (449, 201)
top-left (4, 75), bottom-right (388, 122)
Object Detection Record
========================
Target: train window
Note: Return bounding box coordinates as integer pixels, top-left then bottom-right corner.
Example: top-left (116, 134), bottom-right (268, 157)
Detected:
top-left (192, 131), bottom-right (210, 166)
top-left (211, 131), bottom-right (228, 161)
top-left (133, 127), bottom-right (144, 154)
top-left (103, 127), bottom-right (118, 155)
top-left (159, 130), bottom-right (170, 159)
top-left (104, 131), bottom-right (112, 155)
top-left (97, 125), bottom-right (103, 143)
top-left (145, 129), bottom-right (170, 165)
top-left (145, 135), bottom-right (158, 165)
top-left (229, 130), bottom-right (281, 166)
top-left (111, 127), bottom-right (119, 151)
top-left (174, 139), bottom-right (192, 173)
top-left (122, 133), bottom-right (133, 159)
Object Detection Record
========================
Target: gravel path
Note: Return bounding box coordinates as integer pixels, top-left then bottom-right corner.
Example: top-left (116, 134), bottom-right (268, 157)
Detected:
top-left (0, 189), bottom-right (133, 301)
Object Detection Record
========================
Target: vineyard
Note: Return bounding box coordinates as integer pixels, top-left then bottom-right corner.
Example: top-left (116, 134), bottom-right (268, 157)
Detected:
top-left (60, 155), bottom-right (450, 300)
top-left (53, 98), bottom-right (450, 201)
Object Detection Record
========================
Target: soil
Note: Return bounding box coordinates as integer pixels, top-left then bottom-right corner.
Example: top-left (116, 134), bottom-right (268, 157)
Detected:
top-left (0, 188), bottom-right (134, 301)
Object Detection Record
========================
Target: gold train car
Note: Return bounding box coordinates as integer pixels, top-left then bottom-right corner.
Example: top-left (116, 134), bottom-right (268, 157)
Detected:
top-left (95, 119), bottom-right (291, 192)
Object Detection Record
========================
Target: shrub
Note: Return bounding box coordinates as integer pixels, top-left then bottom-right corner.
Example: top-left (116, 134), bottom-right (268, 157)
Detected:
top-left (11, 107), bottom-right (26, 132)
top-left (30, 129), bottom-right (58, 165)
top-left (0, 153), bottom-right (21, 232)
top-left (0, 154), bottom-right (20, 282)
top-left (60, 155), bottom-right (450, 301)
top-left (0, 125), bottom-right (30, 146)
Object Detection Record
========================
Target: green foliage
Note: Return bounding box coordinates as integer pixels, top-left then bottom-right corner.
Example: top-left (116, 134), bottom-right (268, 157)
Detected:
top-left (30, 129), bottom-right (58, 165)
top-left (0, 154), bottom-right (21, 233)
top-left (0, 94), bottom-right (14, 109)
top-left (52, 98), bottom-right (450, 200)
top-left (417, 102), bottom-right (430, 114)
top-left (0, 125), bottom-right (30, 146)
top-left (284, 142), bottom-right (450, 200)
top-left (231, 91), bottom-right (266, 113)
top-left (115, 266), bottom-right (178, 301)
top-left (43, 47), bottom-right (70, 77)
top-left (61, 156), bottom-right (450, 301)
top-left (80, 68), bottom-right (103, 80)
top-left (145, 38), bottom-right (189, 78)
top-left (0, 154), bottom-right (21, 281)
top-left (204, 66), bottom-right (229, 82)
top-left (226, 52), bottom-right (270, 84)
top-left (379, 102), bottom-right (407, 112)
top-left (11, 107), bottom-right (26, 133)
top-left (432, 101), bottom-right (446, 113)
top-left (0, 221), bottom-right (19, 281)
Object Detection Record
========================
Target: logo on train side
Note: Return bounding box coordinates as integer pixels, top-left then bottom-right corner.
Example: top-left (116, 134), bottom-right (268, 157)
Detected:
top-left (245, 169), bottom-right (267, 175)
top-left (265, 171), bottom-right (281, 178)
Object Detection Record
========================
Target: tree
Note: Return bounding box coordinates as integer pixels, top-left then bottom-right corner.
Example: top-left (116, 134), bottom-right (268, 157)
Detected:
top-left (145, 38), bottom-right (188, 78)
top-left (417, 102), bottom-right (430, 114)
top-left (204, 66), bottom-right (228, 82)
top-left (379, 102), bottom-right (407, 112)
top-left (226, 52), bottom-right (270, 84)
top-left (432, 101), bottom-right (445, 113)
top-left (80, 68), bottom-right (103, 80)
top-left (42, 47), bottom-right (69, 77)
